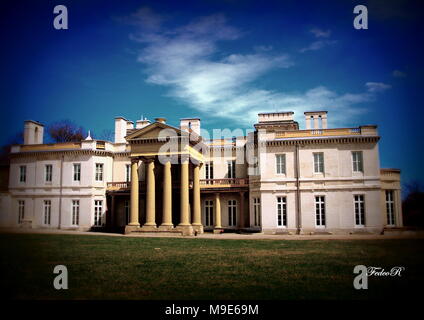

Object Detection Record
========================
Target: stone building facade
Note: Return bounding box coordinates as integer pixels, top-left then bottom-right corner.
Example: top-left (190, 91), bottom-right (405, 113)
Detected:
top-left (0, 111), bottom-right (403, 235)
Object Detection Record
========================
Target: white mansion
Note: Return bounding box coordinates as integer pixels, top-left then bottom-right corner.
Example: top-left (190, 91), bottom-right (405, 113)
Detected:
top-left (0, 111), bottom-right (402, 235)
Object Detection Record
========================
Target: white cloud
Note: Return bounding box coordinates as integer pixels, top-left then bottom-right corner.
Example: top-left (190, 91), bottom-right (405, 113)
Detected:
top-left (392, 70), bottom-right (406, 78)
top-left (128, 9), bottom-right (386, 127)
top-left (310, 28), bottom-right (331, 38)
top-left (300, 40), bottom-right (337, 53)
top-left (365, 82), bottom-right (392, 92)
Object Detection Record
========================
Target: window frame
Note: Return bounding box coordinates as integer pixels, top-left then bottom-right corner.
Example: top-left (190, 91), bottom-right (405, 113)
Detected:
top-left (204, 200), bottom-right (214, 227)
top-left (385, 190), bottom-right (395, 226)
top-left (45, 164), bottom-right (53, 183)
top-left (72, 200), bottom-right (80, 226)
top-left (275, 154), bottom-right (286, 175)
top-left (95, 163), bottom-right (104, 181)
top-left (315, 195), bottom-right (326, 228)
top-left (352, 151), bottom-right (364, 173)
top-left (73, 163), bottom-right (81, 182)
top-left (19, 165), bottom-right (26, 183)
top-left (94, 200), bottom-right (103, 226)
top-left (354, 194), bottom-right (366, 227)
top-left (253, 197), bottom-right (261, 227)
top-left (313, 153), bottom-right (324, 174)
top-left (276, 196), bottom-right (287, 227)
top-left (228, 199), bottom-right (237, 227)
top-left (227, 160), bottom-right (236, 179)
top-left (205, 162), bottom-right (214, 180)
top-left (43, 200), bottom-right (51, 225)
top-left (18, 200), bottom-right (25, 224)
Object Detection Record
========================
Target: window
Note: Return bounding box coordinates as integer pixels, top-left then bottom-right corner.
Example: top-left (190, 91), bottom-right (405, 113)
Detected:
top-left (315, 196), bottom-right (326, 227)
top-left (313, 153), bottom-right (324, 173)
top-left (253, 197), bottom-right (261, 227)
top-left (205, 162), bottom-right (214, 180)
top-left (277, 197), bottom-right (287, 227)
top-left (73, 163), bottom-right (81, 181)
top-left (205, 200), bottom-right (214, 227)
top-left (227, 160), bottom-right (236, 179)
top-left (45, 164), bottom-right (52, 182)
top-left (19, 166), bottom-right (26, 183)
top-left (94, 200), bottom-right (103, 226)
top-left (126, 164), bottom-right (131, 182)
top-left (95, 163), bottom-right (104, 181)
top-left (72, 200), bottom-right (79, 226)
top-left (386, 191), bottom-right (395, 226)
top-left (354, 195), bottom-right (365, 226)
top-left (125, 200), bottom-right (130, 225)
top-left (18, 200), bottom-right (25, 224)
top-left (276, 154), bottom-right (286, 174)
top-left (352, 151), bottom-right (363, 172)
top-left (228, 200), bottom-right (237, 226)
top-left (44, 200), bottom-right (51, 225)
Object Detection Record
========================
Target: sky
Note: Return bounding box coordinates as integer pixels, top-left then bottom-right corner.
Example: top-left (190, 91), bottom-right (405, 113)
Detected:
top-left (0, 0), bottom-right (423, 187)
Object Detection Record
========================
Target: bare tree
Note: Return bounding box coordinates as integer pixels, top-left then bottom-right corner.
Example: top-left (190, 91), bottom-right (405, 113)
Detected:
top-left (48, 120), bottom-right (87, 143)
top-left (98, 129), bottom-right (114, 142)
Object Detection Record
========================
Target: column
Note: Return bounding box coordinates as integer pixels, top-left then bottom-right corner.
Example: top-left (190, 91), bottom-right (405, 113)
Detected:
top-left (238, 191), bottom-right (245, 229)
top-left (192, 164), bottom-right (203, 233)
top-left (179, 160), bottom-right (190, 226)
top-left (129, 160), bottom-right (139, 226)
top-left (313, 115), bottom-right (319, 129)
top-left (160, 161), bottom-right (173, 228)
top-left (214, 192), bottom-right (222, 233)
top-left (144, 159), bottom-right (156, 227)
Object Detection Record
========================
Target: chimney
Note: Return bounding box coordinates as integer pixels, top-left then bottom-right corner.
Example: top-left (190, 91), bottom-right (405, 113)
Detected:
top-left (180, 118), bottom-right (201, 136)
top-left (154, 117), bottom-right (166, 124)
top-left (114, 117), bottom-right (128, 143)
top-left (136, 118), bottom-right (150, 129)
top-left (24, 120), bottom-right (44, 145)
top-left (304, 111), bottom-right (328, 129)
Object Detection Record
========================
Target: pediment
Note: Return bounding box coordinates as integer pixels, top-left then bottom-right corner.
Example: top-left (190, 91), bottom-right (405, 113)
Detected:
top-left (125, 122), bottom-right (184, 141)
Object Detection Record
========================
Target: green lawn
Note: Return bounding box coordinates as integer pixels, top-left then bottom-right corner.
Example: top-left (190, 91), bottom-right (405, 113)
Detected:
top-left (0, 233), bottom-right (423, 300)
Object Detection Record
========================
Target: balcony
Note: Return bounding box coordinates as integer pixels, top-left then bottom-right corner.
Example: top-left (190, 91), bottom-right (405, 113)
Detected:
top-left (107, 178), bottom-right (249, 192)
top-left (275, 128), bottom-right (364, 139)
top-left (200, 178), bottom-right (249, 188)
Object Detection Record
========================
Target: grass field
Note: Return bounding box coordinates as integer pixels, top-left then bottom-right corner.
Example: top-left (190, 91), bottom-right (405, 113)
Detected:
top-left (0, 233), bottom-right (423, 300)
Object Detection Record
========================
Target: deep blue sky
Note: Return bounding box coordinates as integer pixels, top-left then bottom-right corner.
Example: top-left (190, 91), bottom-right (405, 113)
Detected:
top-left (0, 0), bottom-right (423, 187)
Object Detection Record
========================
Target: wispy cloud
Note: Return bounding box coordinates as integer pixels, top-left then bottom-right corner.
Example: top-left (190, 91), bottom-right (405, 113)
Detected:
top-left (300, 27), bottom-right (336, 53)
top-left (310, 28), bottom-right (331, 38)
top-left (392, 70), bottom-right (406, 78)
top-left (127, 9), bottom-right (388, 126)
top-left (366, 82), bottom-right (392, 92)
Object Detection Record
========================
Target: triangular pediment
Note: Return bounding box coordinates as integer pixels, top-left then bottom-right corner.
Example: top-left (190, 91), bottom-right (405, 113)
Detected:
top-left (125, 122), bottom-right (184, 141)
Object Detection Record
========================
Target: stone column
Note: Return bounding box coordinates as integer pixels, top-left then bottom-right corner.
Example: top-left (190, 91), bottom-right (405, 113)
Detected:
top-left (159, 161), bottom-right (173, 230)
top-left (238, 191), bottom-right (245, 229)
top-left (213, 192), bottom-right (223, 233)
top-left (192, 164), bottom-right (203, 233)
top-left (176, 159), bottom-right (193, 235)
top-left (143, 159), bottom-right (157, 228)
top-left (125, 159), bottom-right (140, 233)
top-left (395, 190), bottom-right (403, 227)
top-left (313, 115), bottom-right (319, 129)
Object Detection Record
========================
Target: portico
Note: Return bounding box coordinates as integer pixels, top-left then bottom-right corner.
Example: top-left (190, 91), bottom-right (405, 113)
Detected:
top-left (123, 119), bottom-right (205, 236)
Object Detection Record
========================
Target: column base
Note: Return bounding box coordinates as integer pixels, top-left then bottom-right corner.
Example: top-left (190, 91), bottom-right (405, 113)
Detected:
top-left (125, 225), bottom-right (140, 234)
top-left (141, 224), bottom-right (158, 231)
top-left (175, 224), bottom-right (194, 236)
top-left (192, 224), bottom-right (204, 234)
top-left (158, 224), bottom-right (175, 231)
top-left (213, 227), bottom-right (224, 234)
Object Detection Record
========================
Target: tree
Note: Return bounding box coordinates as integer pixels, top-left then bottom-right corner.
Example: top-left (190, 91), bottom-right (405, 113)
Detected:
top-left (402, 181), bottom-right (424, 228)
top-left (98, 129), bottom-right (114, 142)
top-left (0, 131), bottom-right (24, 163)
top-left (48, 120), bottom-right (87, 143)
